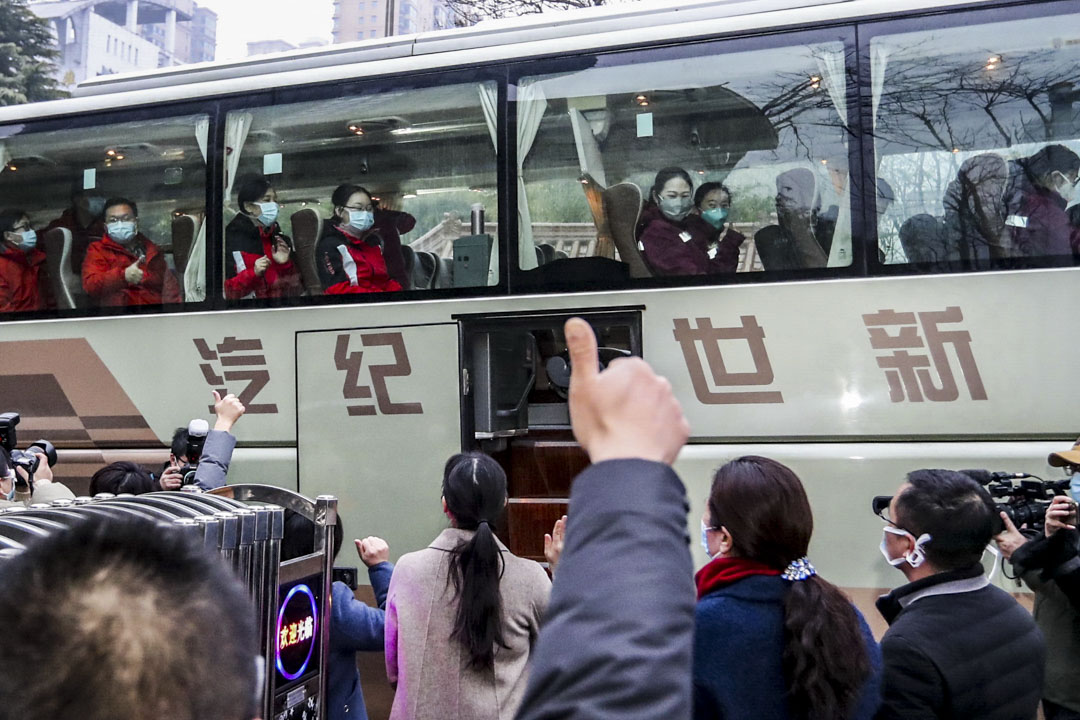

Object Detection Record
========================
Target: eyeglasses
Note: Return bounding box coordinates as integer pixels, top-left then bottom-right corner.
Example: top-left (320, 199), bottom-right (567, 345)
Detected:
top-left (106, 214), bottom-right (135, 223)
top-left (872, 495), bottom-right (895, 525)
top-left (11, 222), bottom-right (30, 232)
top-left (343, 204), bottom-right (374, 212)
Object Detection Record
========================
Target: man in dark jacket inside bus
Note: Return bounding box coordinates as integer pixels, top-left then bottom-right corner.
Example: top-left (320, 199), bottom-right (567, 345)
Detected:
top-left (874, 469), bottom-right (1045, 720)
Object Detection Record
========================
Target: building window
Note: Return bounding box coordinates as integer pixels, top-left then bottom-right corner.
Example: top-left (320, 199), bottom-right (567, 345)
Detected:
top-left (357, 31), bottom-right (364, 39)
top-left (371, 15), bottom-right (377, 22)
top-left (369, 29), bottom-right (377, 37)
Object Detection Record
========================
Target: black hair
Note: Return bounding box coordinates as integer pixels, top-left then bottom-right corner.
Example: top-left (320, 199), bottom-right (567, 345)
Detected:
top-left (0, 515), bottom-right (258, 720)
top-left (235, 174), bottom-right (273, 212)
top-left (280, 509), bottom-right (344, 561)
top-left (330, 183), bottom-right (374, 209)
top-left (171, 426), bottom-right (188, 460)
top-left (694, 182), bottom-right (732, 208)
top-left (89, 461), bottom-right (157, 495)
top-left (103, 197), bottom-right (138, 218)
top-left (709, 457), bottom-right (870, 720)
top-left (649, 167), bottom-right (694, 204)
top-left (894, 469), bottom-right (999, 570)
top-left (442, 452), bottom-right (508, 670)
top-left (0, 208), bottom-right (29, 234)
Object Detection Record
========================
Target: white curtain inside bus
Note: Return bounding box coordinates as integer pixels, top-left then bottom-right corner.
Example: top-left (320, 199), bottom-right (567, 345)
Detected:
top-left (184, 115), bottom-right (210, 302)
top-left (815, 45), bottom-right (853, 268)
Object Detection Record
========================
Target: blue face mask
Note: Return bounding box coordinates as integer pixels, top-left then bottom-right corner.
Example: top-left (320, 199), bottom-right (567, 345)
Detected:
top-left (17, 229), bottom-right (37, 251)
top-left (2, 473), bottom-right (14, 501)
top-left (106, 220), bottom-right (137, 243)
top-left (702, 207), bottom-right (728, 229)
top-left (700, 519), bottom-right (715, 559)
top-left (1070, 472), bottom-right (1080, 504)
top-left (659, 196), bottom-right (693, 222)
top-left (346, 209), bottom-right (374, 233)
top-left (255, 202), bottom-right (279, 227)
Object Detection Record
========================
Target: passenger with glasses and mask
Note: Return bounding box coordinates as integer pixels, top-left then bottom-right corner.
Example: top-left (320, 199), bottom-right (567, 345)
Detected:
top-left (872, 469), bottom-right (1044, 720)
top-left (0, 208), bottom-right (52, 313)
top-left (635, 167), bottom-right (719, 277)
top-left (994, 441), bottom-right (1080, 720)
top-left (82, 197), bottom-right (181, 307)
top-left (317, 183), bottom-right (411, 295)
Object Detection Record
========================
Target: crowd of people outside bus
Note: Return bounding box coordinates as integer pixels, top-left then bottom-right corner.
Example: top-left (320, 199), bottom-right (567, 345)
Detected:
top-left (0, 319), bottom-right (1077, 720)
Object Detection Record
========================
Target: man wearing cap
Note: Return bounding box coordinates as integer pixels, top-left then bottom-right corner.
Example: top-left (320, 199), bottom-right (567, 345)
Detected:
top-left (995, 441), bottom-right (1080, 720)
top-left (874, 469), bottom-right (1044, 720)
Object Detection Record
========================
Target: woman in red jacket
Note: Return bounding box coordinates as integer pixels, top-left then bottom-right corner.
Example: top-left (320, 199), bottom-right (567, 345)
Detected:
top-left (0, 209), bottom-right (51, 313)
top-left (224, 175), bottom-right (303, 300)
top-left (636, 167), bottom-right (720, 276)
top-left (316, 184), bottom-right (411, 294)
top-left (81, 198), bottom-right (181, 307)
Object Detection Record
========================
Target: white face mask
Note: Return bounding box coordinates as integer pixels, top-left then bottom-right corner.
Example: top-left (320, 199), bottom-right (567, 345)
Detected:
top-left (1, 472), bottom-right (15, 501)
top-left (1053, 171), bottom-right (1078, 203)
top-left (880, 526), bottom-right (932, 568)
top-left (700, 519), bottom-right (715, 559)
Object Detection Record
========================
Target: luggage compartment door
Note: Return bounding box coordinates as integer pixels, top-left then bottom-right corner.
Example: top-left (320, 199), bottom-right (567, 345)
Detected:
top-left (296, 323), bottom-right (461, 560)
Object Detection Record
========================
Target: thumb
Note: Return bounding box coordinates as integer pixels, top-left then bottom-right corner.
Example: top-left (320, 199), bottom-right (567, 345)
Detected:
top-left (565, 317), bottom-right (599, 385)
top-left (212, 390), bottom-right (222, 405)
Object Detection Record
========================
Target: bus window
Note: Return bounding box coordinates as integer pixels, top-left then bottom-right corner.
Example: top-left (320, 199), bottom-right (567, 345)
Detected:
top-left (514, 32), bottom-right (855, 283)
top-left (0, 113), bottom-right (208, 313)
top-left (870, 6), bottom-right (1080, 269)
top-left (223, 80), bottom-right (499, 302)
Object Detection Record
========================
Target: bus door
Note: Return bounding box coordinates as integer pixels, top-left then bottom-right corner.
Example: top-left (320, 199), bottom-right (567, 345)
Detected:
top-left (459, 309), bottom-right (641, 565)
top-left (295, 323), bottom-right (461, 560)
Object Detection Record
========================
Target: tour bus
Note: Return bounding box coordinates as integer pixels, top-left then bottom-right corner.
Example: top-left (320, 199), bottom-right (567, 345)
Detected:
top-left (1, 0), bottom-right (1078, 623)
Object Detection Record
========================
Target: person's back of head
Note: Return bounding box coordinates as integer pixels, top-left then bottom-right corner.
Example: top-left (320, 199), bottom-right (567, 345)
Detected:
top-left (894, 469), bottom-right (998, 571)
top-left (0, 515), bottom-right (258, 720)
top-left (280, 509), bottom-right (343, 561)
top-left (708, 456), bottom-right (870, 719)
top-left (442, 452), bottom-right (508, 670)
top-left (89, 461), bottom-right (157, 495)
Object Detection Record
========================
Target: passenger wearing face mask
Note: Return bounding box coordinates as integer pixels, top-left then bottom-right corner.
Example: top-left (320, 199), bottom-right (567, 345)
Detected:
top-left (81, 197), bottom-right (181, 307)
top-left (44, 186), bottom-right (106, 275)
top-left (635, 167), bottom-right (718, 276)
top-left (224, 174), bottom-right (303, 300)
top-left (1004, 144), bottom-right (1079, 258)
top-left (316, 183), bottom-right (410, 295)
top-left (695, 456), bottom-right (881, 720)
top-left (693, 182), bottom-right (744, 274)
top-left (994, 440), bottom-right (1080, 720)
top-left (0, 208), bottom-right (53, 313)
top-left (874, 469), bottom-right (1044, 720)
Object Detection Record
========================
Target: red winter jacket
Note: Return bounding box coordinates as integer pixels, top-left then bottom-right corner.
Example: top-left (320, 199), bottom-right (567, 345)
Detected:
top-left (0, 245), bottom-right (51, 312)
top-left (316, 224), bottom-right (403, 295)
top-left (82, 234), bottom-right (182, 307)
top-left (224, 215), bottom-right (303, 300)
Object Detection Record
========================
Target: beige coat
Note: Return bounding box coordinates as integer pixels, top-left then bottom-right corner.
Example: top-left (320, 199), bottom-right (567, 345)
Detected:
top-left (385, 528), bottom-right (551, 720)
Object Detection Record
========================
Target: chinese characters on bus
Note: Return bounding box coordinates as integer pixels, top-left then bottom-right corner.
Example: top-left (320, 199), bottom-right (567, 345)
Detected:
top-left (194, 337), bottom-right (278, 414)
top-left (279, 615), bottom-right (315, 652)
top-left (672, 316), bottom-right (784, 405)
top-left (334, 332), bottom-right (424, 416)
top-left (863, 307), bottom-right (987, 403)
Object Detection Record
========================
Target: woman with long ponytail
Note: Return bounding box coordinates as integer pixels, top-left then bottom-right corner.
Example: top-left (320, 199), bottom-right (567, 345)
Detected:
top-left (385, 452), bottom-right (551, 720)
top-left (694, 456), bottom-right (882, 719)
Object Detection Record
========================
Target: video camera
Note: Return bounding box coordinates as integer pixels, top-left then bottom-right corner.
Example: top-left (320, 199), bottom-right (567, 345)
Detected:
top-left (962, 469), bottom-right (1071, 532)
top-left (0, 412), bottom-right (57, 490)
top-left (178, 419), bottom-right (209, 486)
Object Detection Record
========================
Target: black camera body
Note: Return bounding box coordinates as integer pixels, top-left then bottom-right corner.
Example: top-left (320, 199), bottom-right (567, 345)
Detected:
top-left (966, 469), bottom-right (1070, 532)
top-left (179, 464), bottom-right (200, 486)
top-left (0, 412), bottom-right (57, 489)
top-left (178, 419), bottom-right (209, 486)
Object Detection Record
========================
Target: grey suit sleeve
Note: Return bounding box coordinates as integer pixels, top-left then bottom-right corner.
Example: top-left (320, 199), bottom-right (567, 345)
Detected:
top-left (514, 459), bottom-right (696, 720)
top-left (194, 430), bottom-right (236, 491)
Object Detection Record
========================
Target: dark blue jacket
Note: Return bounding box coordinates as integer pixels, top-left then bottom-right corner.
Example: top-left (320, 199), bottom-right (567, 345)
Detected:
top-left (328, 561), bottom-right (393, 720)
top-left (694, 575), bottom-right (882, 720)
top-left (515, 459), bottom-right (696, 720)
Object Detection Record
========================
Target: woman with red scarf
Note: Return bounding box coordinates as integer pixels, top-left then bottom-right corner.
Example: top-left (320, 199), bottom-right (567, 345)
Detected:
top-left (694, 456), bottom-right (882, 719)
top-left (317, 184), bottom-right (410, 295)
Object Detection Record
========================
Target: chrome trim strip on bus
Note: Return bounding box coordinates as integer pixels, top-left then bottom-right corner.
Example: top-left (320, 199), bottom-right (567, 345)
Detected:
top-left (0, 0), bottom-right (1000, 123)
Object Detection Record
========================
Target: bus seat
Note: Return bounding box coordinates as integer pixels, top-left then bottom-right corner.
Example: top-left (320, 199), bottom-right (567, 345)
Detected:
top-left (436, 256), bottom-right (454, 288)
top-left (537, 243), bottom-right (557, 265)
top-left (602, 182), bottom-right (651, 278)
top-left (411, 250), bottom-right (438, 290)
top-left (535, 246), bottom-right (545, 266)
top-left (41, 227), bottom-right (78, 309)
top-left (554, 249), bottom-right (569, 261)
top-left (401, 243), bottom-right (418, 290)
top-left (170, 214), bottom-right (199, 275)
top-left (289, 207), bottom-right (324, 296)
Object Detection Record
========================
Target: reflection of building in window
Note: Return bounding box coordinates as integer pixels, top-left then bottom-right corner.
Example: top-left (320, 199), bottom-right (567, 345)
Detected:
top-left (332, 0), bottom-right (449, 43)
top-left (27, 0), bottom-right (217, 86)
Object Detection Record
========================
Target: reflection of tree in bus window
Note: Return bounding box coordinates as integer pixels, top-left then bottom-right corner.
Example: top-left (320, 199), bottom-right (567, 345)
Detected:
top-left (753, 168), bottom-right (828, 271)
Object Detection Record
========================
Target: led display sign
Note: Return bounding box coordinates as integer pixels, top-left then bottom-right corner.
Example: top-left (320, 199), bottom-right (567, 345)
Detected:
top-left (275, 581), bottom-right (319, 682)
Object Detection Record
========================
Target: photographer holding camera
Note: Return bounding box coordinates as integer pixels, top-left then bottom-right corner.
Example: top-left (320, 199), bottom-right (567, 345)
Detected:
top-left (995, 441), bottom-right (1080, 720)
top-left (0, 412), bottom-right (73, 508)
top-left (159, 391), bottom-right (246, 491)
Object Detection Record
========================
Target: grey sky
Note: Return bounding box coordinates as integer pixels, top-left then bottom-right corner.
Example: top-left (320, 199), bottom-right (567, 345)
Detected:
top-left (197, 0), bottom-right (335, 60)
